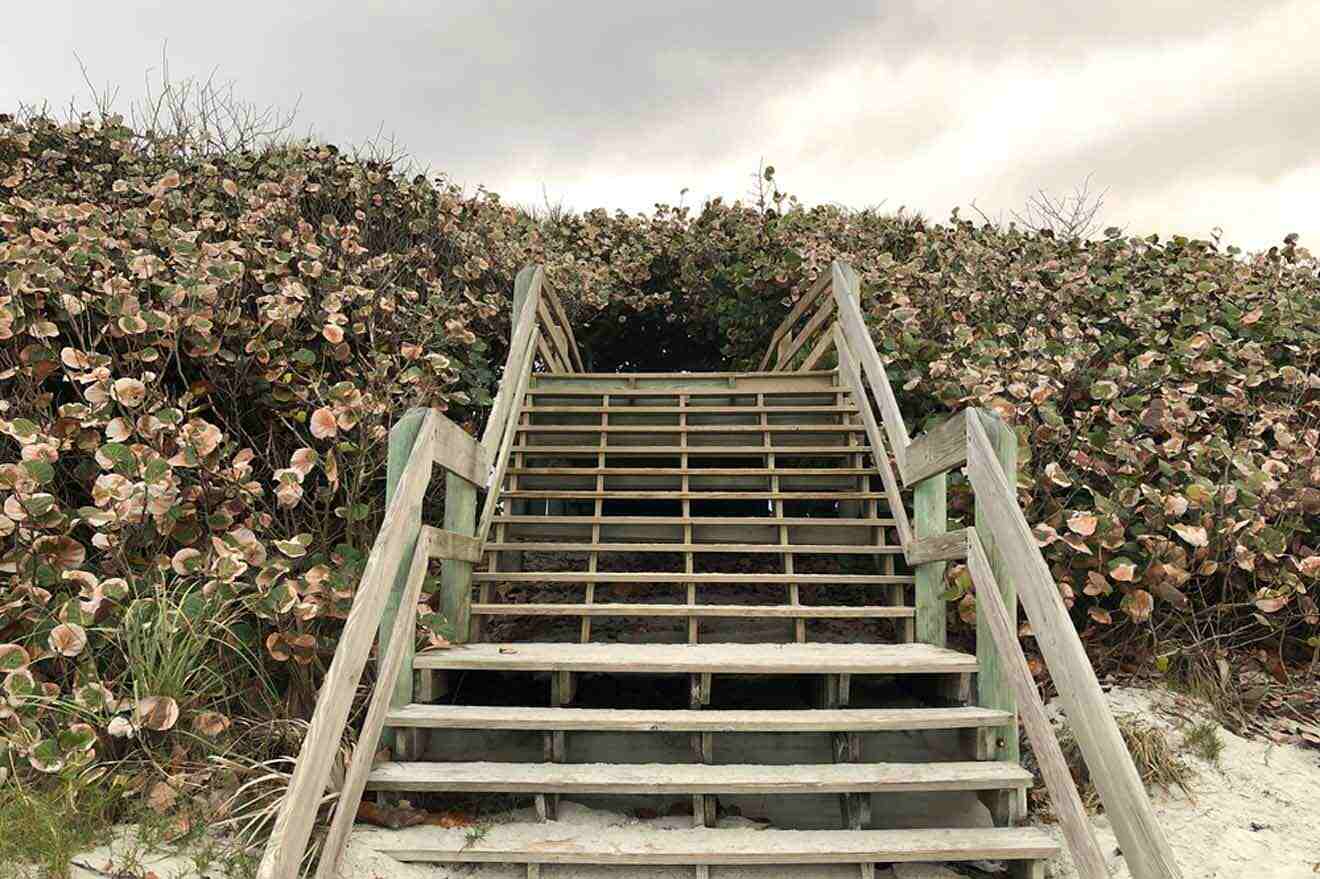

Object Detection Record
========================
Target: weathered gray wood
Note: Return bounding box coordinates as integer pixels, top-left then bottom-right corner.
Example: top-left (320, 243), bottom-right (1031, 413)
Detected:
top-left (477, 330), bottom-right (539, 542)
top-left (365, 825), bottom-right (1059, 866)
top-left (414, 641), bottom-right (976, 675)
top-left (512, 444), bottom-right (873, 455)
top-left (904, 409), bottom-right (970, 486)
top-left (833, 324), bottom-right (913, 546)
top-left (383, 704), bottom-right (1013, 732)
top-left (966, 531), bottom-right (1108, 879)
top-left (483, 266), bottom-right (543, 458)
top-left (379, 409), bottom-right (429, 724)
top-left (972, 410), bottom-right (1020, 765)
top-left (519, 423), bottom-right (863, 433)
top-left (777, 295), bottom-right (836, 369)
top-left (315, 530), bottom-right (431, 879)
top-left (542, 282), bottom-right (585, 371)
top-left (967, 413), bottom-right (1182, 878)
top-left (759, 271), bottom-right (833, 370)
top-left (365, 759), bottom-right (1032, 794)
top-left (908, 527), bottom-right (969, 565)
top-left (440, 472), bottom-right (477, 644)
top-left (800, 324), bottom-right (837, 371)
top-left (432, 414), bottom-right (492, 487)
top-left (481, 542), bottom-right (901, 555)
top-left (832, 262), bottom-right (910, 474)
top-left (470, 572), bottom-right (911, 585)
top-left (494, 515), bottom-right (896, 527)
top-left (914, 472), bottom-right (949, 648)
top-left (471, 603), bottom-right (912, 619)
top-left (256, 410), bottom-right (439, 879)
top-left (422, 525), bottom-right (482, 563)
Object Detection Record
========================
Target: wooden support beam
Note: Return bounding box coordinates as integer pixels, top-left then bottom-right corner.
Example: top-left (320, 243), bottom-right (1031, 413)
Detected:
top-left (914, 472), bottom-right (948, 648)
top-left (441, 473), bottom-right (477, 644)
top-left (904, 409), bottom-right (970, 486)
top-left (967, 412), bottom-right (1183, 878)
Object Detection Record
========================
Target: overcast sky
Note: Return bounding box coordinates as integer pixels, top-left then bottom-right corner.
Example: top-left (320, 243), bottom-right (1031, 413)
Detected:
top-left (5, 1), bottom-right (1319, 250)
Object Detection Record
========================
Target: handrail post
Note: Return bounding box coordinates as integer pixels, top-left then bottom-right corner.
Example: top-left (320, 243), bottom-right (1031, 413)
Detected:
top-left (913, 471), bottom-right (948, 647)
top-left (973, 409), bottom-right (1020, 768)
top-left (379, 407), bottom-right (428, 750)
top-left (441, 473), bottom-right (477, 644)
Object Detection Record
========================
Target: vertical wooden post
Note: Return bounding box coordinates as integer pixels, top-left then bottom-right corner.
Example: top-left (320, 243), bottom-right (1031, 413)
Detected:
top-left (974, 409), bottom-right (1020, 766)
top-left (913, 472), bottom-right (948, 648)
top-left (442, 472), bottom-right (477, 643)
top-left (379, 408), bottom-right (428, 750)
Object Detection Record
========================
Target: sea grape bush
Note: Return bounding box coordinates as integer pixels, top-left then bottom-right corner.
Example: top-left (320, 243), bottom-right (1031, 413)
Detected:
top-left (0, 113), bottom-right (1317, 784)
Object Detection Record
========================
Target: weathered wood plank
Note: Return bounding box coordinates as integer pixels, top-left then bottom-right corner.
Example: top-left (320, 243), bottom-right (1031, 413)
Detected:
top-left (363, 825), bottom-right (1058, 866)
top-left (965, 531), bottom-right (1108, 879)
top-left (832, 262), bottom-right (911, 474)
top-left (759, 271), bottom-right (833, 370)
top-left (482, 266), bottom-right (542, 458)
top-left (256, 410), bottom-right (439, 879)
top-left (777, 295), bottom-right (836, 370)
top-left (477, 330), bottom-right (539, 542)
top-left (469, 572), bottom-right (911, 585)
top-left (480, 542), bottom-right (901, 555)
top-left (967, 412), bottom-right (1182, 879)
top-left (470, 603), bottom-right (913, 619)
top-left (422, 525), bottom-right (482, 563)
top-left (315, 529), bottom-right (431, 879)
top-left (800, 323), bottom-right (837, 371)
top-left (904, 409), bottom-right (970, 486)
top-left (512, 444), bottom-right (873, 455)
top-left (383, 704), bottom-right (1013, 732)
top-left (908, 527), bottom-right (969, 565)
top-left (365, 759), bottom-right (1032, 794)
top-left (432, 415), bottom-right (490, 487)
top-left (914, 472), bottom-right (949, 647)
top-left (414, 641), bottom-right (977, 675)
top-left (972, 410), bottom-right (1020, 765)
top-left (833, 324), bottom-right (913, 546)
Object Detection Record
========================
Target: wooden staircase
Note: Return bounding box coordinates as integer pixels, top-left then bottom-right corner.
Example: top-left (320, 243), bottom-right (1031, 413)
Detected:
top-left (258, 263), bottom-right (1183, 879)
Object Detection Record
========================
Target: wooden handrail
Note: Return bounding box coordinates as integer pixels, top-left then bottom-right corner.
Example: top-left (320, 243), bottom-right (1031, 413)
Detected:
top-left (781, 258), bottom-right (1180, 877)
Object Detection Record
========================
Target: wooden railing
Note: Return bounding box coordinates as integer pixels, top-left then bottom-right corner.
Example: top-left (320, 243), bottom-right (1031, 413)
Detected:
top-left (257, 265), bottom-right (572, 879)
top-left (762, 260), bottom-right (1181, 879)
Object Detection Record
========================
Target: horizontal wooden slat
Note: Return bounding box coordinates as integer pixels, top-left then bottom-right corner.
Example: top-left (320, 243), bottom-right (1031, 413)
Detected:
top-left (509, 467), bottom-right (873, 476)
top-left (414, 641), bottom-right (976, 674)
top-left (525, 405), bottom-right (857, 415)
top-left (384, 704), bottom-right (1014, 732)
top-left (527, 387), bottom-right (835, 398)
top-left (494, 516), bottom-right (896, 526)
top-left (904, 409), bottom-right (970, 485)
top-left (483, 542), bottom-right (901, 555)
top-left (421, 525), bottom-right (482, 563)
top-left (362, 824), bottom-right (1058, 866)
top-left (513, 445), bottom-right (871, 455)
top-left (365, 760), bottom-right (1032, 794)
top-left (500, 490), bottom-right (886, 501)
top-left (907, 527), bottom-right (970, 565)
top-left (519, 424), bottom-right (861, 434)
top-left (471, 603), bottom-right (913, 619)
top-left (469, 572), bottom-right (911, 585)
top-left (432, 414), bottom-right (490, 486)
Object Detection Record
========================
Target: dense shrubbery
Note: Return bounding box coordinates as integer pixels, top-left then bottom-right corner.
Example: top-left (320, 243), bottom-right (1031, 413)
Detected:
top-left (1, 113), bottom-right (1317, 794)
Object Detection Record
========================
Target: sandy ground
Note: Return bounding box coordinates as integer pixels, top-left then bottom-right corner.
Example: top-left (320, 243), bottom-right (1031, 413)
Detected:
top-left (1041, 687), bottom-right (1320, 879)
top-left (50, 687), bottom-right (1320, 879)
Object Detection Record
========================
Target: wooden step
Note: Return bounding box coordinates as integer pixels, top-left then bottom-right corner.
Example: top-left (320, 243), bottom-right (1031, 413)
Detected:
top-left (471, 602), bottom-right (913, 619)
top-left (362, 824), bottom-right (1057, 866)
top-left (469, 572), bottom-right (911, 585)
top-left (384, 704), bottom-right (1013, 732)
top-left (525, 405), bottom-right (858, 414)
top-left (365, 759), bottom-right (1032, 795)
top-left (500, 490), bottom-right (885, 500)
top-left (513, 445), bottom-right (871, 455)
top-left (414, 642), bottom-right (976, 675)
top-left (494, 516), bottom-right (895, 527)
top-left (483, 542), bottom-right (901, 555)
top-left (508, 467), bottom-right (874, 476)
top-left (518, 424), bottom-right (862, 434)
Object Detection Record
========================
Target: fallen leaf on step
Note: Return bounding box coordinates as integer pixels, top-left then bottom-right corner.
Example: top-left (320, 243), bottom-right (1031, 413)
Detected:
top-left (424, 808), bottom-right (476, 828)
top-left (498, 647), bottom-right (518, 654)
top-left (356, 800), bottom-right (428, 829)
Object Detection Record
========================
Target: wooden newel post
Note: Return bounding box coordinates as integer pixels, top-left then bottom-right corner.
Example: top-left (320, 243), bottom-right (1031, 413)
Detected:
top-left (440, 472), bottom-right (477, 642)
top-left (913, 472), bottom-right (948, 647)
top-left (974, 409), bottom-right (1020, 764)
top-left (379, 407), bottom-right (428, 749)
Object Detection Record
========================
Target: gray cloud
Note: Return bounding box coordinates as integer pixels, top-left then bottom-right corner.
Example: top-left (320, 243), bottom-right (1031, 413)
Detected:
top-left (5, 1), bottom-right (1319, 248)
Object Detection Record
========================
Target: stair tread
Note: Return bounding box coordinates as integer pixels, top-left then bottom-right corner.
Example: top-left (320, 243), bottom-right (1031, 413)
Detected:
top-left (518, 424), bottom-right (862, 432)
top-left (499, 490), bottom-right (885, 499)
top-left (469, 572), bottom-right (910, 584)
top-left (366, 760), bottom-right (1032, 794)
top-left (385, 704), bottom-right (1013, 732)
top-left (471, 602), bottom-right (913, 618)
top-left (509, 467), bottom-right (874, 475)
top-left (483, 542), bottom-right (901, 554)
top-left (513, 445), bottom-right (871, 454)
top-left (360, 823), bottom-right (1058, 864)
top-left (414, 641), bottom-right (976, 674)
top-left (525, 405), bottom-right (858, 413)
top-left (495, 516), bottom-right (896, 526)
